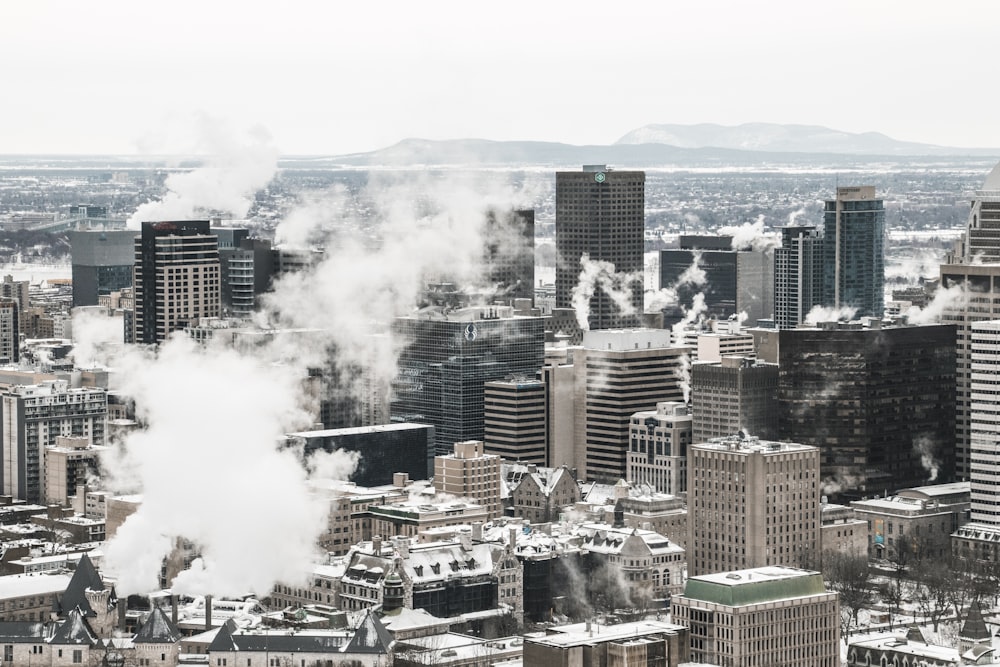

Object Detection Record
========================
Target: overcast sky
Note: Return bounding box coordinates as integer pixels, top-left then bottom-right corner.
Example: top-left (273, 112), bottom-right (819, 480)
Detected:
top-left (2, 1), bottom-right (998, 155)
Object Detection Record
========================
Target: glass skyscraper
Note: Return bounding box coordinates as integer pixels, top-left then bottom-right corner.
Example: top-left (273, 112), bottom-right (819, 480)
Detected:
top-left (821, 186), bottom-right (885, 318)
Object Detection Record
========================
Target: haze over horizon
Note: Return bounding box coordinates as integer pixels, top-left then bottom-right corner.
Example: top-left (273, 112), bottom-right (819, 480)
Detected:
top-left (3, 0), bottom-right (999, 155)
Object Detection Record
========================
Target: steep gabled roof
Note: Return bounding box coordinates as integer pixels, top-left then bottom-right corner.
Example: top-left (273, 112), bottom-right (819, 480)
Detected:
top-left (49, 607), bottom-right (98, 646)
top-left (134, 606), bottom-right (181, 644)
top-left (345, 610), bottom-right (393, 654)
top-left (206, 619), bottom-right (239, 652)
top-left (961, 600), bottom-right (990, 641)
top-left (57, 553), bottom-right (106, 617)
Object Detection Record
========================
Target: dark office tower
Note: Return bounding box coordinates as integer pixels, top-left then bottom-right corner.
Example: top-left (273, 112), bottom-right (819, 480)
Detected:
top-left (941, 264), bottom-right (1000, 479)
top-left (777, 322), bottom-right (956, 501)
top-left (391, 306), bottom-right (545, 455)
top-left (555, 165), bottom-right (645, 330)
top-left (659, 235), bottom-right (773, 325)
top-left (69, 230), bottom-right (139, 307)
top-left (133, 221), bottom-right (220, 344)
top-left (821, 186), bottom-right (885, 317)
top-left (691, 356), bottom-right (778, 443)
top-left (484, 208), bottom-right (535, 304)
top-left (773, 225), bottom-right (825, 329)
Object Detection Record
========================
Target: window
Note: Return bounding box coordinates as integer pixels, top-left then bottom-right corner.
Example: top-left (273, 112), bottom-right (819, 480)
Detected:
top-left (73, 649), bottom-right (83, 663)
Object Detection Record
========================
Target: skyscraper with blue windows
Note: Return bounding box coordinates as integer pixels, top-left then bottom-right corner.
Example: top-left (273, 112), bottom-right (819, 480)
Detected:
top-left (821, 186), bottom-right (885, 318)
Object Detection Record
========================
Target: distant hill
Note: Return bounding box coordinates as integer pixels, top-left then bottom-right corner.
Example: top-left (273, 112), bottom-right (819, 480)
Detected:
top-left (615, 122), bottom-right (997, 156)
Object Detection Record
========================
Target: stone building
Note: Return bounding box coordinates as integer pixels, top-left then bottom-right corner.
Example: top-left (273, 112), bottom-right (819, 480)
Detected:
top-left (504, 463), bottom-right (579, 524)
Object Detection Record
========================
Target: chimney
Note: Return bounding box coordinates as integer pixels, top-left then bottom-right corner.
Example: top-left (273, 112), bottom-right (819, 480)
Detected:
top-left (458, 528), bottom-right (472, 552)
top-left (204, 595), bottom-right (212, 630)
top-left (471, 522), bottom-right (483, 541)
top-left (171, 595), bottom-right (178, 625)
top-left (372, 535), bottom-right (382, 554)
top-left (394, 536), bottom-right (410, 559)
top-left (509, 526), bottom-right (519, 549)
top-left (393, 472), bottom-right (410, 488)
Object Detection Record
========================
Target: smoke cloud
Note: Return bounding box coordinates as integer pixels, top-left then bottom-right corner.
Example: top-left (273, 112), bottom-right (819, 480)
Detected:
top-left (718, 215), bottom-right (780, 253)
top-left (86, 160), bottom-right (540, 597)
top-left (127, 117), bottom-right (278, 229)
top-left (803, 304), bottom-right (859, 326)
top-left (912, 434), bottom-right (940, 482)
top-left (904, 284), bottom-right (965, 325)
top-left (571, 254), bottom-right (642, 330)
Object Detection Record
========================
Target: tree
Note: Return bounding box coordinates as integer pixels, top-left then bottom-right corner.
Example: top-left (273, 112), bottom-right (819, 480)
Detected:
top-left (912, 559), bottom-right (950, 632)
top-left (824, 551), bottom-right (874, 643)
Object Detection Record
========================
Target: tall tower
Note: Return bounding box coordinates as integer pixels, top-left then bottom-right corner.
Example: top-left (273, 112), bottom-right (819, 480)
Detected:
top-left (133, 221), bottom-right (221, 344)
top-left (687, 436), bottom-right (821, 575)
top-left (691, 356), bottom-right (779, 442)
top-left (0, 299), bottom-right (18, 364)
top-left (483, 208), bottom-right (535, 304)
top-left (957, 162), bottom-right (1000, 262)
top-left (391, 306), bottom-right (545, 455)
top-left (574, 329), bottom-right (686, 483)
top-left (556, 165), bottom-right (645, 330)
top-left (773, 225), bottom-right (825, 328)
top-left (483, 378), bottom-right (547, 465)
top-left (821, 186), bottom-right (885, 317)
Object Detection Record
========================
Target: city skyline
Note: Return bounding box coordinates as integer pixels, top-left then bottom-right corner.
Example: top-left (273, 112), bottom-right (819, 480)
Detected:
top-left (2, 1), bottom-right (1000, 155)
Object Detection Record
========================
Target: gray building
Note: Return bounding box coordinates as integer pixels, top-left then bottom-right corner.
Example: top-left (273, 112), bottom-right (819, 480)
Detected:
top-left (773, 225), bottom-right (824, 329)
top-left (691, 356), bottom-right (778, 442)
top-left (391, 306), bottom-right (545, 456)
top-left (556, 165), bottom-right (645, 330)
top-left (69, 230), bottom-right (139, 307)
top-left (821, 186), bottom-right (885, 317)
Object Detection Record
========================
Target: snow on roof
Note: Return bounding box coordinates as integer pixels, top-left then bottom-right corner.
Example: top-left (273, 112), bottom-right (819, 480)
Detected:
top-left (0, 572), bottom-right (72, 597)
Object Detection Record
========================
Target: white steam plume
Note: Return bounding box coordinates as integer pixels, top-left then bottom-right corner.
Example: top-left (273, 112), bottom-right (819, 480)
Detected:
top-left (100, 334), bottom-right (354, 597)
top-left (70, 309), bottom-right (126, 368)
top-left (912, 434), bottom-right (940, 482)
top-left (571, 253), bottom-right (642, 330)
top-left (127, 117), bottom-right (278, 229)
top-left (675, 351), bottom-right (692, 404)
top-left (804, 304), bottom-right (858, 326)
top-left (787, 207), bottom-right (807, 226)
top-left (645, 252), bottom-right (705, 312)
top-left (904, 284), bottom-right (965, 325)
top-left (718, 215), bottom-right (780, 253)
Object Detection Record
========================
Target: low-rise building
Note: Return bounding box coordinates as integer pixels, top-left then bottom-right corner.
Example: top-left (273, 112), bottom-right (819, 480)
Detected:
top-left (672, 566), bottom-right (840, 667)
top-left (820, 502), bottom-right (868, 562)
top-left (523, 619), bottom-right (689, 667)
top-left (504, 463), bottom-right (579, 523)
top-left (851, 481), bottom-right (970, 562)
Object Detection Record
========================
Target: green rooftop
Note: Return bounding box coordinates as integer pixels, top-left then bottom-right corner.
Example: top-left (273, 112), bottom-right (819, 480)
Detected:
top-left (682, 567), bottom-right (827, 606)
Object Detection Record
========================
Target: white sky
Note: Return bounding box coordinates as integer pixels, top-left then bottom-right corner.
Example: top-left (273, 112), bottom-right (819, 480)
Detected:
top-left (2, 0), bottom-right (998, 155)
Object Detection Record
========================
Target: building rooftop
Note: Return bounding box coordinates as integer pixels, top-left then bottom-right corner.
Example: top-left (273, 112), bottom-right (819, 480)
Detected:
top-left (527, 619), bottom-right (685, 648)
top-left (682, 566), bottom-right (827, 606)
top-left (696, 435), bottom-right (815, 455)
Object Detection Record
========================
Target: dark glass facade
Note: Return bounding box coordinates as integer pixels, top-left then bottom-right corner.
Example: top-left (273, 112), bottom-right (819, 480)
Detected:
top-left (822, 189), bottom-right (885, 317)
top-left (777, 324), bottom-right (956, 501)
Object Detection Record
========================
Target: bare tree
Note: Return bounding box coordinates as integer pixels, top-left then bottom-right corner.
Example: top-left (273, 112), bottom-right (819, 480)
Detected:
top-left (912, 559), bottom-right (950, 632)
top-left (824, 551), bottom-right (874, 643)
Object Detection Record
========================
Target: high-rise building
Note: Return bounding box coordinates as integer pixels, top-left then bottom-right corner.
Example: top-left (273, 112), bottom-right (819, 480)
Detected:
top-left (433, 439), bottom-right (502, 519)
top-left (691, 356), bottom-right (779, 443)
top-left (483, 378), bottom-right (547, 465)
top-left (773, 225), bottom-right (825, 328)
top-left (391, 306), bottom-right (545, 455)
top-left (574, 329), bottom-right (687, 483)
top-left (0, 381), bottom-right (107, 504)
top-left (659, 235), bottom-right (773, 325)
top-left (556, 166), bottom-right (645, 330)
top-left (220, 237), bottom-right (274, 317)
top-left (627, 401), bottom-right (691, 496)
top-left (954, 161), bottom-right (1000, 262)
top-left (69, 230), bottom-right (139, 307)
top-left (778, 322), bottom-right (956, 500)
top-left (672, 566), bottom-right (839, 667)
top-left (0, 299), bottom-right (19, 364)
top-left (44, 435), bottom-right (105, 507)
top-left (821, 186), bottom-right (885, 317)
top-left (484, 208), bottom-right (535, 304)
top-left (687, 435), bottom-right (821, 576)
top-left (132, 221), bottom-right (221, 344)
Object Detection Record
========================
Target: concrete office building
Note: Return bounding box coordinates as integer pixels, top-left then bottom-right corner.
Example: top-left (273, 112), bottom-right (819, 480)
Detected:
top-left (556, 166), bottom-right (645, 330)
top-left (0, 381), bottom-right (107, 504)
top-left (575, 329), bottom-right (687, 483)
top-left (523, 620), bottom-right (689, 667)
top-left (216, 228), bottom-right (273, 317)
top-left (660, 235), bottom-right (774, 325)
top-left (69, 229), bottom-right (139, 307)
top-left (0, 299), bottom-right (18, 364)
top-left (694, 319), bottom-right (756, 363)
top-left (778, 322), bottom-right (956, 500)
top-left (773, 225), bottom-right (825, 329)
top-left (132, 220), bottom-right (221, 344)
top-left (822, 186), bottom-right (885, 317)
top-left (691, 356), bottom-right (779, 442)
top-left (688, 435), bottom-right (821, 576)
top-left (672, 566), bottom-right (840, 667)
top-left (43, 435), bottom-right (105, 507)
top-left (627, 401), bottom-right (691, 496)
top-left (391, 306), bottom-right (545, 455)
top-left (952, 161), bottom-right (1000, 262)
top-left (483, 377), bottom-right (547, 465)
top-left (433, 440), bottom-right (502, 519)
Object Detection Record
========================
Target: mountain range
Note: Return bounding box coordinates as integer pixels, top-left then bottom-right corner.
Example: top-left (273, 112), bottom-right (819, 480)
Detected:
top-left (307, 123), bottom-right (998, 169)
